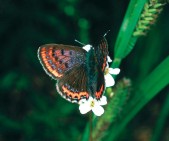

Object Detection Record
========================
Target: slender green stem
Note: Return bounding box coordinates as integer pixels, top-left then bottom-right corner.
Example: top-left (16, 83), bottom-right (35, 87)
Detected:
top-left (89, 113), bottom-right (93, 141)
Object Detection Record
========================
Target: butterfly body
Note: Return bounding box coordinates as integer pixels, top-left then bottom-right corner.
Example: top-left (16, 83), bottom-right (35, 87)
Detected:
top-left (38, 37), bottom-right (109, 103)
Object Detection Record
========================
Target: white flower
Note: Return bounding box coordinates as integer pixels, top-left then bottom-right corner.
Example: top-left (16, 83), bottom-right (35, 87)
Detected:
top-left (107, 56), bottom-right (112, 63)
top-left (79, 96), bottom-right (107, 116)
top-left (104, 67), bottom-right (120, 87)
top-left (82, 44), bottom-right (92, 52)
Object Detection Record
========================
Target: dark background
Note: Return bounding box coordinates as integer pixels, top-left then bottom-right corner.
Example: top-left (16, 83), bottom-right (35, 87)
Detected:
top-left (0, 0), bottom-right (169, 141)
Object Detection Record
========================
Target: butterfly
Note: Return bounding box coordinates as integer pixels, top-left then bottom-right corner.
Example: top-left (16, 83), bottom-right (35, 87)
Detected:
top-left (38, 36), bottom-right (109, 103)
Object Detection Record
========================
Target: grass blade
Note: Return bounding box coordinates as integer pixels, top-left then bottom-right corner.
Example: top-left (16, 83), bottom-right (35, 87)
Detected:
top-left (114, 0), bottom-right (147, 59)
top-left (107, 56), bottom-right (169, 141)
top-left (150, 91), bottom-right (169, 141)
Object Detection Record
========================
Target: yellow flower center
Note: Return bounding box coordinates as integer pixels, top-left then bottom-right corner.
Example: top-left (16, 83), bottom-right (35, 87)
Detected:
top-left (90, 100), bottom-right (95, 107)
top-left (104, 68), bottom-right (109, 75)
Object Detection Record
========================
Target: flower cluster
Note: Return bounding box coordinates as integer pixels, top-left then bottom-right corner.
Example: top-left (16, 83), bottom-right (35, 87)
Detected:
top-left (79, 55), bottom-right (120, 116)
top-left (79, 96), bottom-right (107, 116)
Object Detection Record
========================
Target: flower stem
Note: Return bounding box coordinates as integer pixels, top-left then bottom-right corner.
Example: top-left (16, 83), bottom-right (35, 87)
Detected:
top-left (89, 112), bottom-right (93, 141)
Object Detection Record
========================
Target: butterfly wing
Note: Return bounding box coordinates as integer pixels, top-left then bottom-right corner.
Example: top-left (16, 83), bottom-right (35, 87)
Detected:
top-left (95, 69), bottom-right (105, 100)
top-left (92, 37), bottom-right (109, 100)
top-left (85, 48), bottom-right (106, 100)
top-left (38, 39), bottom-right (108, 103)
top-left (38, 44), bottom-right (86, 80)
top-left (95, 37), bottom-right (109, 72)
top-left (56, 65), bottom-right (89, 103)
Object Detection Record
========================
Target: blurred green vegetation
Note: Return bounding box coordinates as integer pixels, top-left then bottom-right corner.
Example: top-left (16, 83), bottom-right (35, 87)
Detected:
top-left (0, 0), bottom-right (169, 141)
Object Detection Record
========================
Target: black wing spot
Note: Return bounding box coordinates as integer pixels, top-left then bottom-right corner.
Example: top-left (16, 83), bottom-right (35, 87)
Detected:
top-left (69, 51), bottom-right (73, 55)
top-left (65, 62), bottom-right (69, 68)
top-left (52, 49), bottom-right (55, 55)
top-left (61, 49), bottom-right (64, 55)
top-left (52, 53), bottom-right (56, 57)
top-left (59, 60), bottom-right (63, 64)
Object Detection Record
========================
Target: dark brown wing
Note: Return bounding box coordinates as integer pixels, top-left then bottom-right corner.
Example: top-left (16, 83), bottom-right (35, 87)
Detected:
top-left (56, 65), bottom-right (89, 103)
top-left (38, 44), bottom-right (86, 80)
top-left (95, 37), bottom-right (109, 72)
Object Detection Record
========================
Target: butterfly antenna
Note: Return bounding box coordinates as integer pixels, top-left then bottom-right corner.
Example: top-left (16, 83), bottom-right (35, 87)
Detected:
top-left (103, 30), bottom-right (110, 37)
top-left (74, 39), bottom-right (85, 46)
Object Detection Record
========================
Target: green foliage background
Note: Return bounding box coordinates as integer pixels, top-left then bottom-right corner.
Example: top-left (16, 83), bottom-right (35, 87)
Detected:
top-left (0, 0), bottom-right (169, 141)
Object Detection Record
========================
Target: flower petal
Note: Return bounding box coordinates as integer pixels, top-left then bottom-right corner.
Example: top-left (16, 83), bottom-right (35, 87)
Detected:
top-left (82, 45), bottom-right (92, 52)
top-left (105, 73), bottom-right (115, 87)
top-left (92, 104), bottom-right (104, 116)
top-left (88, 96), bottom-right (94, 102)
top-left (79, 102), bottom-right (92, 114)
top-left (78, 99), bottom-right (87, 105)
top-left (96, 96), bottom-right (107, 105)
top-left (107, 56), bottom-right (112, 62)
top-left (109, 68), bottom-right (120, 75)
